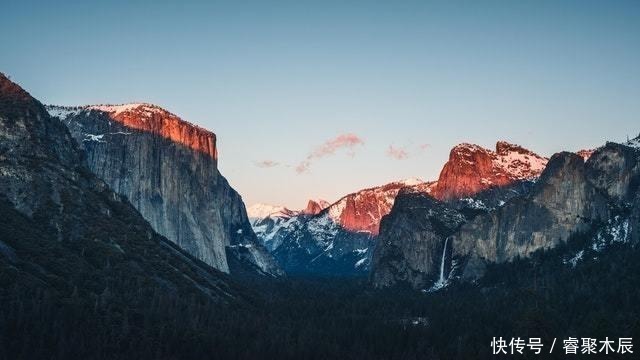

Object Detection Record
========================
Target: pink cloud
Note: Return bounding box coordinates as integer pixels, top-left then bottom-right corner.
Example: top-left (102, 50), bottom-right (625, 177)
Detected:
top-left (309, 133), bottom-right (364, 158)
top-left (295, 160), bottom-right (311, 174)
top-left (296, 133), bottom-right (364, 174)
top-left (419, 143), bottom-right (431, 151)
top-left (254, 160), bottom-right (279, 168)
top-left (387, 145), bottom-right (409, 160)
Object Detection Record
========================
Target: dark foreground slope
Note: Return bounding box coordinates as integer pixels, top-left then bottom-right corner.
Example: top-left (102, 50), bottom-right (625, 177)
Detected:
top-left (4, 221), bottom-right (638, 359)
top-left (0, 73), bottom-right (254, 358)
top-left (141, 230), bottom-right (638, 360)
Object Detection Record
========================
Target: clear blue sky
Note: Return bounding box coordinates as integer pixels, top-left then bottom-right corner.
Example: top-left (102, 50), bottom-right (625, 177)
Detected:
top-left (2, 0), bottom-right (639, 209)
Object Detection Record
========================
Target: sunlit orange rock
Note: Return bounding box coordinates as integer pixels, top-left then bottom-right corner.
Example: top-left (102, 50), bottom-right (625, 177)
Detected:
top-left (89, 104), bottom-right (217, 160)
top-left (431, 142), bottom-right (548, 201)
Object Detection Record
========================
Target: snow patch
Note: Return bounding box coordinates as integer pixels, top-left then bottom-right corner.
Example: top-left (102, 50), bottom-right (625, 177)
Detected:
top-left (46, 106), bottom-right (80, 120)
top-left (625, 136), bottom-right (640, 149)
top-left (461, 198), bottom-right (488, 210)
top-left (492, 148), bottom-right (548, 180)
top-left (247, 203), bottom-right (297, 220)
top-left (564, 250), bottom-right (584, 267)
top-left (397, 178), bottom-right (424, 186)
top-left (83, 134), bottom-right (105, 143)
top-left (594, 216), bottom-right (630, 250)
top-left (87, 103), bottom-right (158, 116)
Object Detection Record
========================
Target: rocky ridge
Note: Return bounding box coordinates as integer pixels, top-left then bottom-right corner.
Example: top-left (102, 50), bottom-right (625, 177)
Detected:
top-left (47, 103), bottom-right (281, 276)
top-left (0, 72), bottom-right (239, 304)
top-left (371, 139), bottom-right (640, 289)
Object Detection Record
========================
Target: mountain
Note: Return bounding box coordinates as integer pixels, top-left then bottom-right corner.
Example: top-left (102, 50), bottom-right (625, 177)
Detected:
top-left (247, 203), bottom-right (298, 220)
top-left (251, 142), bottom-right (548, 276)
top-left (0, 73), bottom-right (249, 357)
top-left (47, 103), bottom-right (282, 277)
top-left (302, 199), bottom-right (330, 215)
top-left (325, 179), bottom-right (433, 236)
top-left (371, 139), bottom-right (640, 289)
top-left (430, 141), bottom-right (548, 201)
top-left (251, 180), bottom-right (434, 275)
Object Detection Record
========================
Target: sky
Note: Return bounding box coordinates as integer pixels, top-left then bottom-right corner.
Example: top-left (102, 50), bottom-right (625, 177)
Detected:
top-left (2, 0), bottom-right (639, 209)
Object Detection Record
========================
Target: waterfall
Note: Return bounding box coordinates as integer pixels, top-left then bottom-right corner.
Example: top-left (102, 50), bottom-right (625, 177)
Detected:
top-left (438, 237), bottom-right (448, 285)
top-left (425, 237), bottom-right (449, 292)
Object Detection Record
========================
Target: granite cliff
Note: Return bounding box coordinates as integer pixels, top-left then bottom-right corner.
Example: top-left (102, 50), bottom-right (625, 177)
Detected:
top-left (371, 140), bottom-right (640, 289)
top-left (47, 104), bottom-right (281, 276)
top-left (0, 72), bottom-right (239, 305)
top-left (252, 142), bottom-right (548, 276)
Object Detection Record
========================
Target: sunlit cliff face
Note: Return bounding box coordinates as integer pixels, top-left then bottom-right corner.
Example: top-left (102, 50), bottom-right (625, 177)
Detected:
top-left (88, 104), bottom-right (218, 160)
top-left (319, 142), bottom-right (548, 235)
top-left (431, 141), bottom-right (548, 201)
top-left (324, 180), bottom-right (434, 236)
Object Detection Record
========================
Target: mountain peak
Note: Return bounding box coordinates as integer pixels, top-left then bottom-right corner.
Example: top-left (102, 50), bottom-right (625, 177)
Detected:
top-left (451, 142), bottom-right (488, 154)
top-left (0, 73), bottom-right (44, 117)
top-left (395, 178), bottom-right (425, 186)
top-left (626, 134), bottom-right (640, 149)
top-left (47, 103), bottom-right (217, 159)
top-left (303, 199), bottom-right (330, 215)
top-left (495, 141), bottom-right (535, 156)
top-left (87, 102), bottom-right (167, 116)
top-left (247, 203), bottom-right (297, 219)
top-left (432, 141), bottom-right (547, 200)
top-left (576, 149), bottom-right (596, 161)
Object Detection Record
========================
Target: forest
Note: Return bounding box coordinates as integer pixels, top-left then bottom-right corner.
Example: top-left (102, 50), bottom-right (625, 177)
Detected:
top-left (1, 194), bottom-right (639, 360)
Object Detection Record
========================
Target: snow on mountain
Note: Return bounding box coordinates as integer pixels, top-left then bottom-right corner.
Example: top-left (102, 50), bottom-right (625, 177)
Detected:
top-left (87, 103), bottom-right (163, 116)
top-left (493, 141), bottom-right (547, 178)
top-left (249, 141), bottom-right (554, 276)
top-left (47, 103), bottom-right (166, 120)
top-left (431, 141), bottom-right (548, 200)
top-left (248, 179), bottom-right (435, 274)
top-left (324, 180), bottom-right (435, 235)
top-left (302, 199), bottom-right (330, 215)
top-left (626, 135), bottom-right (640, 149)
top-left (397, 178), bottom-right (425, 186)
top-left (576, 149), bottom-right (596, 161)
top-left (247, 203), bottom-right (298, 220)
top-left (46, 103), bottom-right (286, 276)
top-left (47, 103), bottom-right (217, 159)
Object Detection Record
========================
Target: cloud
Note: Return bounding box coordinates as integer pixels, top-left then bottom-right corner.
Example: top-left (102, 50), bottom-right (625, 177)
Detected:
top-left (419, 143), bottom-right (431, 151)
top-left (386, 145), bottom-right (409, 160)
top-left (254, 160), bottom-right (279, 168)
top-left (295, 160), bottom-right (311, 174)
top-left (296, 133), bottom-right (364, 174)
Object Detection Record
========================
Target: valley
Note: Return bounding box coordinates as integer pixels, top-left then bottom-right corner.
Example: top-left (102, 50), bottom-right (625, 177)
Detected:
top-left (1, 72), bottom-right (639, 359)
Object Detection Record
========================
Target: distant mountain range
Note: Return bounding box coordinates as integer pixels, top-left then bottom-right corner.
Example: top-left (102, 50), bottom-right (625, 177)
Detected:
top-left (372, 138), bottom-right (640, 289)
top-left (249, 141), bottom-right (570, 276)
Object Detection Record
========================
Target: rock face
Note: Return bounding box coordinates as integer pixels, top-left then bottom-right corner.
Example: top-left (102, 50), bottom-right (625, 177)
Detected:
top-left (251, 180), bottom-right (434, 275)
top-left (252, 142), bottom-right (548, 277)
top-left (0, 73), bottom-right (238, 306)
top-left (371, 141), bottom-right (640, 289)
top-left (252, 143), bottom-right (548, 277)
top-left (371, 190), bottom-right (465, 288)
top-left (431, 141), bottom-right (548, 201)
top-left (451, 152), bottom-right (610, 279)
top-left (326, 179), bottom-right (434, 236)
top-left (251, 207), bottom-right (375, 275)
top-left (47, 104), bottom-right (281, 276)
top-left (302, 199), bottom-right (329, 215)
